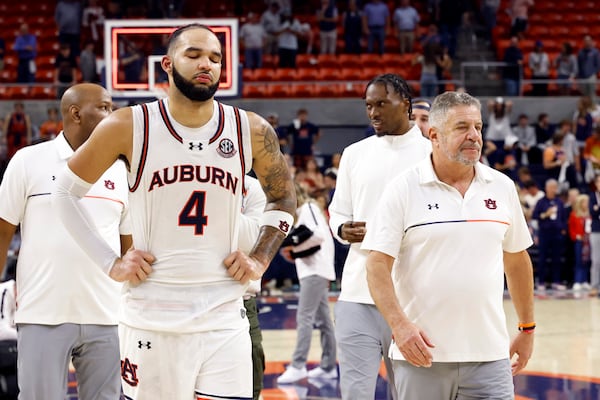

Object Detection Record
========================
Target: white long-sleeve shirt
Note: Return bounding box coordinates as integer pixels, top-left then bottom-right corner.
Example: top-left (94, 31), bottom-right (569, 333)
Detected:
top-left (328, 125), bottom-right (431, 304)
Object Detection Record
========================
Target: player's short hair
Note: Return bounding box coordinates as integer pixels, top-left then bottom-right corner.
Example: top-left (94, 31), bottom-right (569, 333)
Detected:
top-left (365, 74), bottom-right (413, 117)
top-left (429, 91), bottom-right (481, 131)
top-left (166, 23), bottom-right (218, 55)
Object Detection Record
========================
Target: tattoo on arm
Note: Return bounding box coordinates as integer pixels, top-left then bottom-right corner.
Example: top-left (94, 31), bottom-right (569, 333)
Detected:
top-left (249, 226), bottom-right (286, 268)
top-left (256, 122), bottom-right (296, 211)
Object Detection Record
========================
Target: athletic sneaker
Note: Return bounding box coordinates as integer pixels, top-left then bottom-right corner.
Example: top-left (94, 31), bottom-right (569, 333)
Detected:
top-left (307, 366), bottom-right (338, 380)
top-left (277, 366), bottom-right (307, 384)
top-left (573, 283), bottom-right (583, 291)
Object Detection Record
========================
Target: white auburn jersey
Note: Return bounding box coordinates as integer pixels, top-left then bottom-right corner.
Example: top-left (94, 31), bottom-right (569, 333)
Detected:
top-left (126, 99), bottom-right (252, 333)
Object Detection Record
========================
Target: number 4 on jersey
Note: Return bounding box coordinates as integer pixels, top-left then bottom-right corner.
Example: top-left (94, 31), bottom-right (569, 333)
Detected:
top-left (179, 191), bottom-right (208, 235)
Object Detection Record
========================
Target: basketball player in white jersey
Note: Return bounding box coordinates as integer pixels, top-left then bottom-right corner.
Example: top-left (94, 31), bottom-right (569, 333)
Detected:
top-left (53, 24), bottom-right (296, 400)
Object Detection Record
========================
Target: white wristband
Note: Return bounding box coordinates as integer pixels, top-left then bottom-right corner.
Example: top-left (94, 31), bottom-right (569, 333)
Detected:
top-left (260, 210), bottom-right (294, 236)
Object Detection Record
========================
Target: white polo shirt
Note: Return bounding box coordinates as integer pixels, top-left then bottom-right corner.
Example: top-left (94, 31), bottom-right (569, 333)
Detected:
top-left (362, 158), bottom-right (532, 362)
top-left (329, 125), bottom-right (432, 304)
top-left (0, 133), bottom-right (130, 325)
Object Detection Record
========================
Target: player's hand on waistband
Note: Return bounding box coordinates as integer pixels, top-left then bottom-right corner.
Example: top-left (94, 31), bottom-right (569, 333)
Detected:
top-left (224, 250), bottom-right (265, 284)
top-left (339, 220), bottom-right (367, 243)
top-left (109, 248), bottom-right (155, 285)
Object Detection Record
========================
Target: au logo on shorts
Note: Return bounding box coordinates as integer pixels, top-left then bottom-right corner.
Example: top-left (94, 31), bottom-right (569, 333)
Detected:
top-left (121, 358), bottom-right (139, 387)
top-left (240, 308), bottom-right (246, 319)
top-left (217, 138), bottom-right (237, 158)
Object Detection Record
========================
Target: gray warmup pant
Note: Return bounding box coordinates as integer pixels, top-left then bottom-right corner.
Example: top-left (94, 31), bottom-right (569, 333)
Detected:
top-left (334, 301), bottom-right (396, 400)
top-left (291, 275), bottom-right (336, 371)
top-left (17, 323), bottom-right (120, 400)
top-left (393, 359), bottom-right (514, 399)
top-left (590, 232), bottom-right (600, 288)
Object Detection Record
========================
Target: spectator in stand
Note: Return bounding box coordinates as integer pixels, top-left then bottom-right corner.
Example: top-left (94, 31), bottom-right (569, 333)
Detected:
top-left (119, 39), bottom-right (144, 83)
top-left (392, 0), bottom-right (420, 54)
top-left (296, 157), bottom-right (325, 199)
top-left (522, 179), bottom-right (544, 223)
top-left (543, 132), bottom-right (569, 187)
top-left (261, 1), bottom-right (281, 56)
top-left (317, 0), bottom-right (339, 55)
top-left (503, 36), bottom-right (523, 96)
top-left (583, 126), bottom-right (600, 184)
top-left (277, 183), bottom-right (337, 385)
top-left (532, 178), bottom-right (567, 292)
top-left (288, 108), bottom-right (321, 169)
top-left (437, 0), bottom-right (467, 58)
top-left (13, 23), bottom-right (37, 84)
top-left (79, 41), bottom-right (98, 83)
top-left (266, 111), bottom-right (289, 154)
top-left (528, 40), bottom-right (550, 96)
top-left (480, 0), bottom-right (500, 44)
top-left (554, 42), bottom-right (578, 96)
top-left (577, 35), bottom-right (600, 99)
top-left (534, 112), bottom-right (553, 149)
top-left (39, 107), bottom-right (63, 141)
top-left (54, 42), bottom-right (79, 100)
top-left (413, 41), bottom-right (440, 98)
top-left (3, 103), bottom-right (31, 161)
top-left (588, 174), bottom-right (600, 296)
top-left (54, 0), bottom-right (83, 57)
top-left (509, 0), bottom-right (534, 39)
top-left (276, 11), bottom-right (304, 68)
top-left (82, 0), bottom-right (105, 51)
top-left (569, 194), bottom-right (592, 292)
top-left (485, 97), bottom-right (513, 168)
top-left (342, 0), bottom-right (363, 54)
top-left (556, 120), bottom-right (581, 190)
top-left (420, 23), bottom-right (441, 47)
top-left (436, 44), bottom-right (453, 94)
top-left (362, 0), bottom-right (391, 55)
top-left (574, 95), bottom-right (595, 151)
top-left (240, 12), bottom-right (266, 69)
top-left (512, 113), bottom-right (540, 165)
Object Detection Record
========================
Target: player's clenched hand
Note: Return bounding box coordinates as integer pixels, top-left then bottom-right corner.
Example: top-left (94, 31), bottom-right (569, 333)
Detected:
top-left (109, 248), bottom-right (155, 285)
top-left (224, 250), bottom-right (265, 284)
top-left (393, 320), bottom-right (435, 368)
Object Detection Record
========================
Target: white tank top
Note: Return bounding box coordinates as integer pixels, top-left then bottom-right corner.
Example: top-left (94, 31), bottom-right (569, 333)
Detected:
top-left (124, 99), bottom-right (253, 333)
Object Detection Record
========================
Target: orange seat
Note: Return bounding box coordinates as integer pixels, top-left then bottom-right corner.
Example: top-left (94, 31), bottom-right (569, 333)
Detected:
top-left (339, 68), bottom-right (363, 81)
top-left (296, 67), bottom-right (320, 81)
top-left (272, 68), bottom-right (296, 82)
top-left (253, 68), bottom-right (275, 82)
top-left (242, 84), bottom-right (268, 98)
top-left (30, 86), bottom-right (56, 99)
top-left (267, 83), bottom-right (291, 98)
top-left (242, 68), bottom-right (256, 82)
top-left (0, 69), bottom-right (16, 83)
top-left (319, 67), bottom-right (342, 81)
top-left (316, 54), bottom-right (339, 68)
top-left (7, 86), bottom-right (31, 99)
top-left (314, 83), bottom-right (343, 97)
top-left (291, 83), bottom-right (316, 98)
top-left (36, 69), bottom-right (55, 83)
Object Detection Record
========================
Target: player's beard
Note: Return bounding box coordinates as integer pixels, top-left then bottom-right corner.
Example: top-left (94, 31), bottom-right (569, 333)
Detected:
top-left (172, 64), bottom-right (219, 102)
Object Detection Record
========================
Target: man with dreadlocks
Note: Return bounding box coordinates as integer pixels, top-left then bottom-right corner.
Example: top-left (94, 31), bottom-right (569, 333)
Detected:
top-left (328, 73), bottom-right (431, 399)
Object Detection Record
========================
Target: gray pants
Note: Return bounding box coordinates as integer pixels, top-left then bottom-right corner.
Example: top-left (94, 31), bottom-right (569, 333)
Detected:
top-left (590, 232), bottom-right (600, 288)
top-left (393, 359), bottom-right (514, 399)
top-left (291, 275), bottom-right (336, 371)
top-left (334, 301), bottom-right (396, 400)
top-left (17, 323), bottom-right (120, 400)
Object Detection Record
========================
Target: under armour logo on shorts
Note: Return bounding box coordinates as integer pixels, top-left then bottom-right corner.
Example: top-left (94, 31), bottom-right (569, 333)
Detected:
top-left (137, 341), bottom-right (151, 349)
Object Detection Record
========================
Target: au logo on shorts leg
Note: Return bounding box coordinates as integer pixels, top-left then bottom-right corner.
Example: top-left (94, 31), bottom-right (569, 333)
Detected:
top-left (121, 358), bottom-right (139, 387)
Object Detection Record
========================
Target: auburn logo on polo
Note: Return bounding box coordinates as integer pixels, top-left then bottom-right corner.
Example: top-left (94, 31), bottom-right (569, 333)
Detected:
top-left (121, 358), bottom-right (139, 386)
top-left (104, 180), bottom-right (115, 190)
